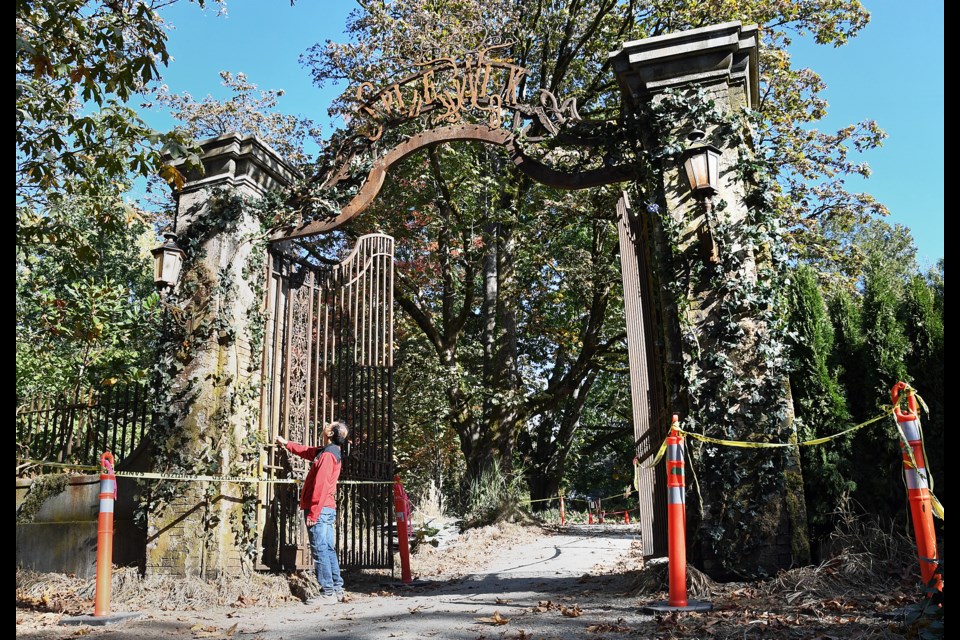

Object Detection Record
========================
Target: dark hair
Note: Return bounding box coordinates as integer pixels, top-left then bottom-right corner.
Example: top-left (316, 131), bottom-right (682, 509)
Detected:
top-left (328, 420), bottom-right (349, 447)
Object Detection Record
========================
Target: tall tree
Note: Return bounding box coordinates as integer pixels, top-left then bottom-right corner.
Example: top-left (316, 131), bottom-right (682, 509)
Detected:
top-left (16, 0), bottom-right (206, 210)
top-left (786, 265), bottom-right (854, 547)
top-left (15, 0), bottom-right (220, 400)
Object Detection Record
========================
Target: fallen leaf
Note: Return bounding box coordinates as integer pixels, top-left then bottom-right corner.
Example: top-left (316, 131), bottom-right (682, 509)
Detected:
top-left (532, 599), bottom-right (554, 612)
top-left (475, 611), bottom-right (510, 625)
top-left (192, 625), bottom-right (223, 638)
top-left (232, 595), bottom-right (257, 608)
top-left (586, 623), bottom-right (631, 633)
top-left (560, 605), bottom-right (583, 618)
top-left (495, 597), bottom-right (512, 604)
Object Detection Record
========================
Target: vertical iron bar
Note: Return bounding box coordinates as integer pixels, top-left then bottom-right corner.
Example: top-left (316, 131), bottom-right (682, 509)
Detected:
top-left (124, 385), bottom-right (137, 460)
top-left (304, 270), bottom-right (315, 445)
top-left (388, 366), bottom-right (395, 572)
top-left (281, 260), bottom-right (295, 443)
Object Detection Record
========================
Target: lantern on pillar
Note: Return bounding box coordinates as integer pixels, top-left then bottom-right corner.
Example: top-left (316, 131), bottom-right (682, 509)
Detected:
top-left (681, 142), bottom-right (721, 196)
top-left (680, 132), bottom-right (722, 265)
top-left (151, 232), bottom-right (185, 293)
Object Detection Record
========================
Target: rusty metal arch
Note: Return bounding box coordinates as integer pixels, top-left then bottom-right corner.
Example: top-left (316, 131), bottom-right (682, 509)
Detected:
top-left (271, 123), bottom-right (635, 242)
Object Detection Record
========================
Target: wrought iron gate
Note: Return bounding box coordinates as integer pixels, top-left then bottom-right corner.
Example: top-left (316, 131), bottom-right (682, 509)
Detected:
top-left (258, 233), bottom-right (395, 571)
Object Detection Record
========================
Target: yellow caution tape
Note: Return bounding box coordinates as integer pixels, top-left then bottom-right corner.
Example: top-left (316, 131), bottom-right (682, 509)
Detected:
top-left (680, 413), bottom-right (890, 449)
top-left (640, 436), bottom-right (671, 470)
top-left (931, 494), bottom-right (944, 520)
top-left (640, 405), bottom-right (898, 476)
top-left (520, 496), bottom-right (562, 504)
top-left (18, 460), bottom-right (390, 485)
top-left (114, 470), bottom-right (297, 484)
top-left (640, 412), bottom-right (889, 470)
top-left (114, 471), bottom-right (391, 485)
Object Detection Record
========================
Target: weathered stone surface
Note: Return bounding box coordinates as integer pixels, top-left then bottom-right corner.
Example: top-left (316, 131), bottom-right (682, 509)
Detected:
top-left (147, 136), bottom-right (297, 578)
top-left (612, 21), bottom-right (809, 578)
top-left (609, 21), bottom-right (759, 107)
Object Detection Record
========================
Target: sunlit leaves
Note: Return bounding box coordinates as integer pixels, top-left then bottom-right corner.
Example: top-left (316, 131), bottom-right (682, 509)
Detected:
top-left (16, 1), bottom-right (204, 210)
top-left (149, 71), bottom-right (323, 168)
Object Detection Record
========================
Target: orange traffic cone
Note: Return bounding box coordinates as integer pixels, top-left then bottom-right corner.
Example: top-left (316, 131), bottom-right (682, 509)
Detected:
top-left (643, 415), bottom-right (711, 613)
top-left (891, 383), bottom-right (942, 593)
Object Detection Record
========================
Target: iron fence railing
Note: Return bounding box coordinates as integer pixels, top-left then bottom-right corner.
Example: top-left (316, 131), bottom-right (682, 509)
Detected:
top-left (16, 384), bottom-right (155, 472)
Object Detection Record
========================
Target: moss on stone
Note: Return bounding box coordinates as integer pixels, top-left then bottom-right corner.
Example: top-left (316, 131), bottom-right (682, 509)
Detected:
top-left (17, 474), bottom-right (70, 524)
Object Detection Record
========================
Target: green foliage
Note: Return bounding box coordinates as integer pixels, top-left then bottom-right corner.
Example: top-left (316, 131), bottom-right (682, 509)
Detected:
top-left (16, 196), bottom-right (161, 399)
top-left (298, 3), bottom-right (900, 557)
top-left (813, 225), bottom-right (944, 534)
top-left (16, 0), bottom-right (203, 210)
top-left (850, 267), bottom-right (910, 520)
top-left (786, 265), bottom-right (854, 544)
top-left (392, 330), bottom-right (467, 506)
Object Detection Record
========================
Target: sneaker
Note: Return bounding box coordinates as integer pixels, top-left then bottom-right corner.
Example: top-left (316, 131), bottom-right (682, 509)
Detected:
top-left (305, 592), bottom-right (338, 605)
top-left (334, 590), bottom-right (345, 602)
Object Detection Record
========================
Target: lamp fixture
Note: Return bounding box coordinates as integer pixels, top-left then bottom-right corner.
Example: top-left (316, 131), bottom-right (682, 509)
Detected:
top-left (681, 133), bottom-right (721, 196)
top-left (151, 229), bottom-right (185, 293)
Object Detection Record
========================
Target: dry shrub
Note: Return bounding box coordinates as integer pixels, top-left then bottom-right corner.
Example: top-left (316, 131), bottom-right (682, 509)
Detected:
top-left (763, 494), bottom-right (917, 604)
top-left (17, 566), bottom-right (307, 613)
top-left (413, 479), bottom-right (446, 525)
top-left (628, 559), bottom-right (716, 599)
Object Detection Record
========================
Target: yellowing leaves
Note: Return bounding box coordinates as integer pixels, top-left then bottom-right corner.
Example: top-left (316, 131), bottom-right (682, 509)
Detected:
top-left (158, 163), bottom-right (185, 192)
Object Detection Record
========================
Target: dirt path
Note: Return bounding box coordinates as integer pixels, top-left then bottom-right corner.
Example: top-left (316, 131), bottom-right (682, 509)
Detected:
top-left (18, 524), bottom-right (651, 640)
top-left (16, 522), bottom-right (918, 639)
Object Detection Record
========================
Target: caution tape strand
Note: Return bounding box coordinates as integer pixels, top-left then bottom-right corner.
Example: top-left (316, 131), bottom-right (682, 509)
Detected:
top-left (16, 460), bottom-right (392, 485)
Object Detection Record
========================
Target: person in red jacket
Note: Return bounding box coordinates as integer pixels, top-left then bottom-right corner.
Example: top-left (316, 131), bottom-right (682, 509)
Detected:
top-left (276, 420), bottom-right (349, 605)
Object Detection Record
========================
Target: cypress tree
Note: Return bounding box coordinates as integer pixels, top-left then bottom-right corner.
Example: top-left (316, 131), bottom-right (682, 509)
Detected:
top-left (786, 266), bottom-right (854, 549)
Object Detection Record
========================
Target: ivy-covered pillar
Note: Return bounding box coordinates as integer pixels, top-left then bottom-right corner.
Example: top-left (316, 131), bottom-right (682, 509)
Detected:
top-left (611, 22), bottom-right (810, 578)
top-left (146, 134), bottom-right (300, 577)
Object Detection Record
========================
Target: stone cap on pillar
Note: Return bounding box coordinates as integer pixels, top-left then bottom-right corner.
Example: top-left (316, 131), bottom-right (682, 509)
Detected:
top-left (166, 133), bottom-right (303, 199)
top-left (609, 21), bottom-right (759, 108)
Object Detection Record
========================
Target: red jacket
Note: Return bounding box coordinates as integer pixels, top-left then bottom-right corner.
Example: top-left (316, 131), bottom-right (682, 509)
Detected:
top-left (285, 442), bottom-right (342, 523)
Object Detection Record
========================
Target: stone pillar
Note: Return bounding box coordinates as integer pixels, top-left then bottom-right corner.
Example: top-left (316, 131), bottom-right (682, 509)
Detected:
top-left (146, 134), bottom-right (300, 577)
top-left (610, 22), bottom-right (809, 578)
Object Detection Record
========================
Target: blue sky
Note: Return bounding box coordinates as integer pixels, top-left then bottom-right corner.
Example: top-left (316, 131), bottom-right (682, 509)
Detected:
top-left (150, 0), bottom-right (944, 266)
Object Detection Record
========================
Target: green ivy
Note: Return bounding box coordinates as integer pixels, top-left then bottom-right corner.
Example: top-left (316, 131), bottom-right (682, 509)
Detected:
top-left (634, 87), bottom-right (803, 576)
top-left (136, 187), bottom-right (284, 568)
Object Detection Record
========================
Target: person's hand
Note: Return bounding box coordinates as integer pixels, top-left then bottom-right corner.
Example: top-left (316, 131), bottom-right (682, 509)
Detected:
top-left (306, 519), bottom-right (316, 527)
top-left (275, 435), bottom-right (288, 447)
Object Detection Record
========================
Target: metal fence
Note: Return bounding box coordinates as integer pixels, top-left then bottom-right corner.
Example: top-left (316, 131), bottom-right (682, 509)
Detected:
top-left (16, 384), bottom-right (155, 471)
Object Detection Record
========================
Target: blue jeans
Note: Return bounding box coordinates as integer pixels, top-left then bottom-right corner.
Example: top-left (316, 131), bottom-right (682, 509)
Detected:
top-left (307, 507), bottom-right (343, 594)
